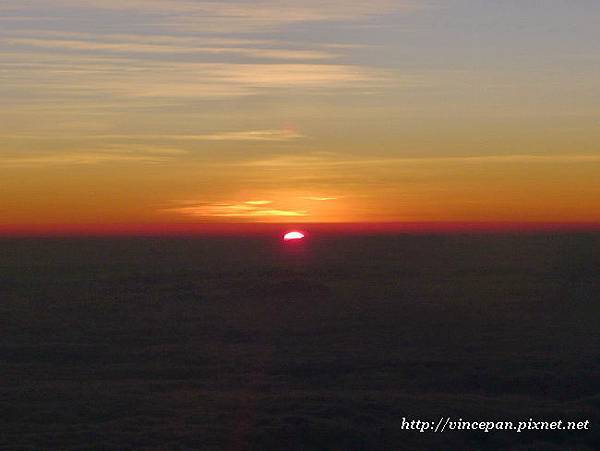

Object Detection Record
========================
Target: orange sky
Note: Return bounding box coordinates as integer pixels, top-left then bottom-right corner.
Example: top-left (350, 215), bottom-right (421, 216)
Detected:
top-left (1, 1), bottom-right (600, 232)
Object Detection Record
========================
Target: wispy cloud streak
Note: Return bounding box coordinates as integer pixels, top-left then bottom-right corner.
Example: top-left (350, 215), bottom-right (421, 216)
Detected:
top-left (243, 153), bottom-right (600, 168)
top-left (7, 37), bottom-right (337, 60)
top-left (13, 1), bottom-right (410, 30)
top-left (165, 201), bottom-right (307, 219)
top-left (0, 152), bottom-right (170, 167)
top-left (0, 57), bottom-right (387, 101)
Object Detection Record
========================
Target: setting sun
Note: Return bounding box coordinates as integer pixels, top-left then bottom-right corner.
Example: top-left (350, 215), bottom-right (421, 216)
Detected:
top-left (283, 231), bottom-right (305, 241)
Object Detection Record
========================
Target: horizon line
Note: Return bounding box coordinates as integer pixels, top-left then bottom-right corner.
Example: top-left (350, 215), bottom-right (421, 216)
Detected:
top-left (1, 221), bottom-right (599, 237)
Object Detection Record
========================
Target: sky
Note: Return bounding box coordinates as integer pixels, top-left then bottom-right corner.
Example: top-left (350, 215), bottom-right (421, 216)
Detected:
top-left (1, 0), bottom-right (600, 230)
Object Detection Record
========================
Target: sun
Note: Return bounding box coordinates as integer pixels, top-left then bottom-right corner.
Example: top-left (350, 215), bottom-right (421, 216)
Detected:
top-left (283, 231), bottom-right (305, 241)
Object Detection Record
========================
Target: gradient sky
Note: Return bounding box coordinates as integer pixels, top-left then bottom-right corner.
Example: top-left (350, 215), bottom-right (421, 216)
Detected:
top-left (1, 0), bottom-right (600, 228)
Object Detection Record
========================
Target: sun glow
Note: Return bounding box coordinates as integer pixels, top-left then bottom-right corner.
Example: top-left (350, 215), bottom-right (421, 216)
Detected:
top-left (283, 231), bottom-right (305, 241)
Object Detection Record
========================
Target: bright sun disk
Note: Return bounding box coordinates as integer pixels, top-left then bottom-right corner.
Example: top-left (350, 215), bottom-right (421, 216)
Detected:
top-left (283, 231), bottom-right (305, 241)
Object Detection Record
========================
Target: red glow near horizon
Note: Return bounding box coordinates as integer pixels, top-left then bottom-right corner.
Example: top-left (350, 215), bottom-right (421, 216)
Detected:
top-left (0, 222), bottom-right (599, 237)
top-left (283, 231), bottom-right (305, 241)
